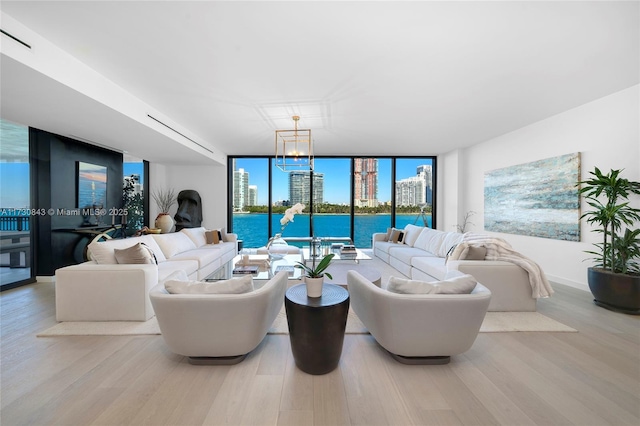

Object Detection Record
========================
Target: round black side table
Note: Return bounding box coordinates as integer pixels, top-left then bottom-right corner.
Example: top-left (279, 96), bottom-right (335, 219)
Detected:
top-left (285, 283), bottom-right (350, 375)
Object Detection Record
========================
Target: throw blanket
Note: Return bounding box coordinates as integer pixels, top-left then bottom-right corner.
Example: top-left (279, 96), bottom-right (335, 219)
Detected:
top-left (462, 233), bottom-right (554, 298)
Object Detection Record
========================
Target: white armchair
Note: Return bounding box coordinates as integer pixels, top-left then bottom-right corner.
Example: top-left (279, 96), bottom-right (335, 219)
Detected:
top-left (347, 270), bottom-right (491, 364)
top-left (149, 271), bottom-right (288, 364)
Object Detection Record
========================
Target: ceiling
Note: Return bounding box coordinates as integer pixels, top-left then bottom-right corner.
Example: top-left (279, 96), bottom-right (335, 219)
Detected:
top-left (1, 1), bottom-right (638, 165)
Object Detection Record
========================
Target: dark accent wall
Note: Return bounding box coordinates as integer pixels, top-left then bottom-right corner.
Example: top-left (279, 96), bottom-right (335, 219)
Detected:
top-left (31, 129), bottom-right (123, 275)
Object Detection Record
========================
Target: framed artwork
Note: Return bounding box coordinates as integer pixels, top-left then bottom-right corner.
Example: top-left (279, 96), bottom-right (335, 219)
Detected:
top-left (77, 161), bottom-right (107, 209)
top-left (484, 152), bottom-right (581, 241)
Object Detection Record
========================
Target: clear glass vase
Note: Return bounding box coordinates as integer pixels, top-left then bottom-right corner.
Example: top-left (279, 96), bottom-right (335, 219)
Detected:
top-left (267, 233), bottom-right (288, 260)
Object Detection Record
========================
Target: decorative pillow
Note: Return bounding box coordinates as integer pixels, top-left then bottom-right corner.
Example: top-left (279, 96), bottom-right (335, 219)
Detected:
top-left (465, 245), bottom-right (487, 260)
top-left (88, 235), bottom-right (166, 264)
top-left (217, 227), bottom-right (228, 242)
top-left (161, 269), bottom-right (189, 285)
top-left (113, 242), bottom-right (157, 264)
top-left (390, 228), bottom-right (404, 244)
top-left (205, 230), bottom-right (224, 244)
top-left (446, 243), bottom-right (487, 263)
top-left (384, 227), bottom-right (393, 242)
top-left (180, 227), bottom-right (207, 247)
top-left (152, 233), bottom-right (198, 258)
top-left (438, 232), bottom-right (466, 257)
top-left (402, 224), bottom-right (423, 247)
top-left (445, 242), bottom-right (467, 263)
top-left (164, 274), bottom-right (254, 294)
top-left (386, 274), bottom-right (477, 294)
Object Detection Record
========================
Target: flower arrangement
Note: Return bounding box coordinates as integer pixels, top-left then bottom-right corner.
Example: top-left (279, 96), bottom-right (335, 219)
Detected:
top-left (279, 202), bottom-right (305, 234)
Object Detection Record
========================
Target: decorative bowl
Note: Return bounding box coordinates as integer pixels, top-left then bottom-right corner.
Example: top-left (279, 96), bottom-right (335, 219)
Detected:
top-left (147, 228), bottom-right (162, 234)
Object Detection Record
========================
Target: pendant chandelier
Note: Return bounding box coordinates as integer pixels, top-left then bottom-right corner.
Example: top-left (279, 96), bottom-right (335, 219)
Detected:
top-left (275, 115), bottom-right (313, 171)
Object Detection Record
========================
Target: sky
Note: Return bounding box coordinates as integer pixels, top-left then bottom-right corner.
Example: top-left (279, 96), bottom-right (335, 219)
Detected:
top-left (235, 157), bottom-right (433, 205)
top-left (1, 162), bottom-right (145, 209)
top-left (0, 151), bottom-right (431, 209)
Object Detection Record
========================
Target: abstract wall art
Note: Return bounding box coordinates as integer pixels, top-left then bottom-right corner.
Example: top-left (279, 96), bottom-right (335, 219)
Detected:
top-left (484, 152), bottom-right (580, 241)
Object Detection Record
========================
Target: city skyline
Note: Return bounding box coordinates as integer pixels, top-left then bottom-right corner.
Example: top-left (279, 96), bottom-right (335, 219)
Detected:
top-left (233, 158), bottom-right (433, 206)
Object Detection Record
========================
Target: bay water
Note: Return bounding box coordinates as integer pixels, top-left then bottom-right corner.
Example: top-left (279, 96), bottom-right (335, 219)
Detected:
top-left (232, 213), bottom-right (432, 248)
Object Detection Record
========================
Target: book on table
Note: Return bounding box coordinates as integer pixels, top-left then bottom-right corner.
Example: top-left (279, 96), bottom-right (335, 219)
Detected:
top-left (275, 265), bottom-right (296, 276)
top-left (233, 265), bottom-right (259, 274)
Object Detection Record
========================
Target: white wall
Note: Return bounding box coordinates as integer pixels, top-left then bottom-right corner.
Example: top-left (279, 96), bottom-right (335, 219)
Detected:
top-left (438, 149), bottom-right (464, 232)
top-left (453, 85), bottom-right (639, 291)
top-left (148, 162), bottom-right (228, 230)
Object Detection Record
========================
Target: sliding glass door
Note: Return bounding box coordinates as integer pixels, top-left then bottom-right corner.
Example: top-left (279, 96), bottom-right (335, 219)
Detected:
top-left (0, 119), bottom-right (34, 290)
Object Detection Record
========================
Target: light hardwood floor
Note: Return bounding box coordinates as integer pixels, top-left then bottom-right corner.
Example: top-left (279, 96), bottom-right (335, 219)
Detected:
top-left (1, 281), bottom-right (639, 426)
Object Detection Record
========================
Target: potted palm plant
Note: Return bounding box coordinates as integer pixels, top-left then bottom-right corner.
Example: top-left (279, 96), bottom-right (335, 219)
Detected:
top-left (578, 167), bottom-right (640, 314)
top-left (295, 253), bottom-right (335, 298)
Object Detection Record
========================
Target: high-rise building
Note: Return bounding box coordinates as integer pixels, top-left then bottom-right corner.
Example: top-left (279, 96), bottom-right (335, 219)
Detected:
top-left (233, 168), bottom-right (249, 211)
top-left (248, 185), bottom-right (258, 206)
top-left (416, 164), bottom-right (433, 205)
top-left (395, 164), bottom-right (432, 207)
top-left (354, 158), bottom-right (378, 207)
top-left (289, 171), bottom-right (324, 205)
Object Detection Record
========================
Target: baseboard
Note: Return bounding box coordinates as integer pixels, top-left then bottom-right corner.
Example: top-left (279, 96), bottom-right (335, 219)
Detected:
top-left (36, 275), bottom-right (56, 283)
top-left (547, 274), bottom-right (588, 292)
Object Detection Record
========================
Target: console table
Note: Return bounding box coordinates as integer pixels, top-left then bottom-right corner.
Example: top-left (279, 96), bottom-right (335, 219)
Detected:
top-left (284, 283), bottom-right (349, 375)
top-left (53, 224), bottom-right (125, 260)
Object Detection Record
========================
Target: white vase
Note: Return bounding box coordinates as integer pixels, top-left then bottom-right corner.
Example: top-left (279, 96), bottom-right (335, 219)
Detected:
top-left (305, 276), bottom-right (324, 298)
top-left (155, 214), bottom-right (174, 233)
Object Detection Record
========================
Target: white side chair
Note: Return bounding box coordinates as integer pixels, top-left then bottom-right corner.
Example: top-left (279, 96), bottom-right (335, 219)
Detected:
top-left (149, 271), bottom-right (288, 364)
top-left (347, 270), bottom-right (491, 364)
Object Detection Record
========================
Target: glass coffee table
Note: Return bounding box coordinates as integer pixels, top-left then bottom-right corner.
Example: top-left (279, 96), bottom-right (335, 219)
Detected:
top-left (205, 253), bottom-right (304, 285)
top-left (301, 247), bottom-right (371, 263)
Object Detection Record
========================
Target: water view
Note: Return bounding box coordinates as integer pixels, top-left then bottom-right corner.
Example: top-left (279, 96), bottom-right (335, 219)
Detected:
top-left (232, 213), bottom-right (432, 248)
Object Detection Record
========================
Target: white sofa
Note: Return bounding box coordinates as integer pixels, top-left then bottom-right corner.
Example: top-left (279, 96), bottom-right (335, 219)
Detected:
top-left (55, 227), bottom-right (237, 321)
top-left (373, 224), bottom-right (537, 311)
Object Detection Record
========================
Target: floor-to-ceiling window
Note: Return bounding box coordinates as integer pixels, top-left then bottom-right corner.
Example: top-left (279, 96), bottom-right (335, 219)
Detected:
top-left (229, 156), bottom-right (436, 248)
top-left (311, 158), bottom-right (352, 240)
top-left (230, 158), bottom-right (270, 248)
top-left (394, 158), bottom-right (434, 229)
top-left (353, 158), bottom-right (392, 247)
top-left (0, 119), bottom-right (34, 289)
top-left (123, 156), bottom-right (148, 235)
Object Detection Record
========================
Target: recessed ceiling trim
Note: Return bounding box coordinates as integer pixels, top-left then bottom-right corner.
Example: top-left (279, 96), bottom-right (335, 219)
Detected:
top-left (69, 134), bottom-right (127, 154)
top-left (0, 28), bottom-right (31, 49)
top-left (146, 114), bottom-right (214, 155)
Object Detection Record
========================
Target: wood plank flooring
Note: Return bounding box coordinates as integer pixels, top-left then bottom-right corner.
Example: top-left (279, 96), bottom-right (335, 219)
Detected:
top-left (1, 281), bottom-right (638, 425)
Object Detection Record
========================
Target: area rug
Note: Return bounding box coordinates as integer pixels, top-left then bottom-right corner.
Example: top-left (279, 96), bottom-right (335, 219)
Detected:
top-left (37, 310), bottom-right (575, 337)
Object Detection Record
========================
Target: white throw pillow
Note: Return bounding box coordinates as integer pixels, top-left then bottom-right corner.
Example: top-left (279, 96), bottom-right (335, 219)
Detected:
top-left (165, 274), bottom-right (254, 294)
top-left (438, 232), bottom-right (466, 257)
top-left (402, 224), bottom-right (423, 247)
top-left (152, 233), bottom-right (198, 258)
top-left (180, 227), bottom-right (207, 247)
top-left (425, 230), bottom-right (447, 255)
top-left (161, 269), bottom-right (189, 284)
top-left (386, 274), bottom-right (477, 294)
top-left (413, 228), bottom-right (434, 251)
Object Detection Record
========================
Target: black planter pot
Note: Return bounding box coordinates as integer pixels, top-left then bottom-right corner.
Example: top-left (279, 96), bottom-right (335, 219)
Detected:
top-left (588, 267), bottom-right (640, 315)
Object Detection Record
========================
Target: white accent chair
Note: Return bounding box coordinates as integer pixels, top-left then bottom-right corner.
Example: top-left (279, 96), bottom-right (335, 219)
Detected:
top-left (347, 270), bottom-right (491, 364)
top-left (149, 271), bottom-right (288, 364)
